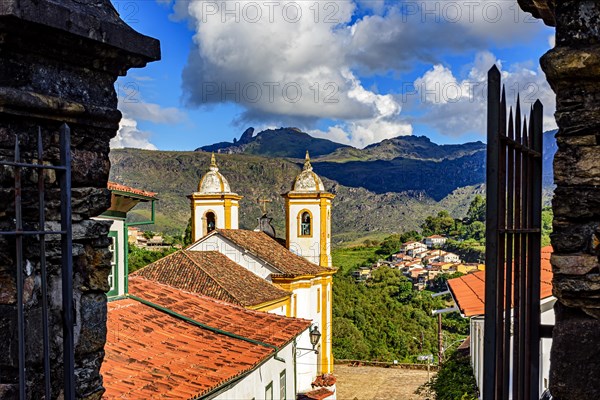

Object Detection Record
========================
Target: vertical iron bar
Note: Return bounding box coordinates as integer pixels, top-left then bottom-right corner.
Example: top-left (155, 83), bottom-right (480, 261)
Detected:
top-left (513, 102), bottom-right (522, 400)
top-left (529, 101), bottom-right (543, 399)
top-left (504, 105), bottom-right (515, 399)
top-left (519, 115), bottom-right (529, 400)
top-left (14, 135), bottom-right (26, 400)
top-left (496, 85), bottom-right (507, 400)
top-left (484, 65), bottom-right (501, 400)
top-left (37, 128), bottom-right (52, 400)
top-left (59, 124), bottom-right (75, 400)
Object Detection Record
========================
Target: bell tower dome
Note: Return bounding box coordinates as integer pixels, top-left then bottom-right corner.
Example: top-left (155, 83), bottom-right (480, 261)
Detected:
top-left (188, 153), bottom-right (243, 242)
top-left (282, 151), bottom-right (334, 267)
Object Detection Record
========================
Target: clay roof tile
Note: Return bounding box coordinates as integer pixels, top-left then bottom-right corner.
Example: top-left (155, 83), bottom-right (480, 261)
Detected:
top-left (448, 246), bottom-right (554, 317)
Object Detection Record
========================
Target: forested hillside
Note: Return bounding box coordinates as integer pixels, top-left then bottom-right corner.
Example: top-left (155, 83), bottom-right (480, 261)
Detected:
top-left (331, 241), bottom-right (467, 362)
top-left (109, 129), bottom-right (557, 242)
top-left (109, 149), bottom-right (485, 241)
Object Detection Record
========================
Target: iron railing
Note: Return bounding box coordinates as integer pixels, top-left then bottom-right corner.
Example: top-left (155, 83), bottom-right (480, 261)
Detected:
top-left (0, 124), bottom-right (74, 400)
top-left (483, 65), bottom-right (545, 400)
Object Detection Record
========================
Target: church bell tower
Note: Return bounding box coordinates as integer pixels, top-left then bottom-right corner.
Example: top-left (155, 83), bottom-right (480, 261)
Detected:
top-left (188, 153), bottom-right (242, 242)
top-left (282, 151), bottom-right (334, 267)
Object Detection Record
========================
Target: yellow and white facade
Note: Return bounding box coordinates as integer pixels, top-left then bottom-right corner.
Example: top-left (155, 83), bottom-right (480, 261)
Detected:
top-left (187, 150), bottom-right (337, 390)
top-left (188, 153), bottom-right (242, 241)
top-left (283, 152), bottom-right (334, 268)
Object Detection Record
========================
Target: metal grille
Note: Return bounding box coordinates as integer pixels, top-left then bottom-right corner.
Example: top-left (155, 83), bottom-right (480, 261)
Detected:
top-left (0, 124), bottom-right (74, 400)
top-left (483, 66), bottom-right (545, 400)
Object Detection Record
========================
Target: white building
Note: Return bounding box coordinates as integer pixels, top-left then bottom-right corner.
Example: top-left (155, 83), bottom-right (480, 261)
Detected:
top-left (441, 252), bottom-right (460, 263)
top-left (447, 246), bottom-right (555, 398)
top-left (424, 234), bottom-right (448, 248)
top-left (402, 241), bottom-right (428, 257)
top-left (102, 276), bottom-right (315, 399)
top-left (106, 153), bottom-right (337, 399)
top-left (92, 181), bottom-right (157, 298)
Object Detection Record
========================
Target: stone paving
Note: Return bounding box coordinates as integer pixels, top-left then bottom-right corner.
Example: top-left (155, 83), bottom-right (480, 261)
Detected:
top-left (335, 364), bottom-right (432, 400)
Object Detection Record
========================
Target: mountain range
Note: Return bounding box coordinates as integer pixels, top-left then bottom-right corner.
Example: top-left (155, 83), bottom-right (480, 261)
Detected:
top-left (110, 127), bottom-right (557, 243)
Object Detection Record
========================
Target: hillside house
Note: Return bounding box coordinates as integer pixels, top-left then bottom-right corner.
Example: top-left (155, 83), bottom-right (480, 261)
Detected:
top-left (424, 234), bottom-right (448, 248)
top-left (352, 266), bottom-right (372, 282)
top-left (455, 263), bottom-right (485, 274)
top-left (447, 247), bottom-right (555, 398)
top-left (401, 241), bottom-right (428, 256)
top-left (441, 252), bottom-right (460, 263)
top-left (391, 253), bottom-right (413, 263)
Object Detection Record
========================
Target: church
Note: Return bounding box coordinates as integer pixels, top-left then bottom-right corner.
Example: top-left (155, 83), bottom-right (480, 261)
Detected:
top-left (101, 152), bottom-right (338, 398)
top-left (184, 152), bottom-right (335, 373)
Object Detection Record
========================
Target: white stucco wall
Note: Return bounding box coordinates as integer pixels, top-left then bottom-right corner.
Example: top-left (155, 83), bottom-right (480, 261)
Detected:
top-left (189, 233), bottom-right (328, 385)
top-left (470, 297), bottom-right (556, 399)
top-left (193, 203), bottom-right (225, 240)
top-left (211, 339), bottom-right (304, 400)
top-left (230, 201), bottom-right (239, 229)
top-left (287, 202), bottom-right (322, 265)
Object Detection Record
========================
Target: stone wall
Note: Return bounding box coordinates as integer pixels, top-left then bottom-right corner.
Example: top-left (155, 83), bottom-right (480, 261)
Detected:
top-left (0, 1), bottom-right (159, 398)
top-left (519, 1), bottom-right (600, 398)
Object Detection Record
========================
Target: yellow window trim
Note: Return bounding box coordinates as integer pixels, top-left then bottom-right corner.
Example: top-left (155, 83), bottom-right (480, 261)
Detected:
top-left (297, 209), bottom-right (313, 238)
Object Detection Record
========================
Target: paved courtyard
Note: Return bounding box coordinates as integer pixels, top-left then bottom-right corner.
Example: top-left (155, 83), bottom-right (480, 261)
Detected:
top-left (335, 364), bottom-right (432, 400)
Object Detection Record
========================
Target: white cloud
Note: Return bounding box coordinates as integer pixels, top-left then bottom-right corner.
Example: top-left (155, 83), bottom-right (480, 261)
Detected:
top-left (111, 115), bottom-right (158, 150)
top-left (309, 118), bottom-right (412, 149)
top-left (408, 51), bottom-right (557, 137)
top-left (118, 100), bottom-right (187, 124)
top-left (163, 0), bottom-right (551, 145)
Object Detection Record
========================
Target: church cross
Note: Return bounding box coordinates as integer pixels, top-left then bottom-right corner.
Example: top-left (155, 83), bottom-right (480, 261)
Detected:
top-left (258, 198), bottom-right (272, 214)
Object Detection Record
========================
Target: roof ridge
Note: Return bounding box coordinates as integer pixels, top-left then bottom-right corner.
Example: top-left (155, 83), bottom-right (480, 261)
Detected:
top-left (131, 275), bottom-right (303, 323)
top-left (215, 231), bottom-right (285, 274)
top-left (128, 294), bottom-right (280, 351)
top-left (225, 229), bottom-right (334, 273)
top-left (180, 250), bottom-right (240, 304)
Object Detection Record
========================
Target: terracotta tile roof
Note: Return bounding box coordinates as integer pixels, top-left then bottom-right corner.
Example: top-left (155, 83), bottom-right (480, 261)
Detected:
top-left (102, 298), bottom-right (273, 399)
top-left (210, 229), bottom-right (334, 277)
top-left (448, 246), bottom-right (554, 317)
top-left (129, 276), bottom-right (311, 347)
top-left (299, 388), bottom-right (335, 400)
top-left (102, 281), bottom-right (311, 399)
top-left (131, 250), bottom-right (290, 307)
top-left (312, 374), bottom-right (337, 387)
top-left (107, 181), bottom-right (157, 199)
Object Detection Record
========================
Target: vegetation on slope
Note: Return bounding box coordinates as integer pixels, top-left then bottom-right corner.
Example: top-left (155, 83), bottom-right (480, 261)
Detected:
top-left (331, 238), bottom-right (468, 363)
top-left (109, 149), bottom-right (485, 239)
top-left (321, 135), bottom-right (485, 162)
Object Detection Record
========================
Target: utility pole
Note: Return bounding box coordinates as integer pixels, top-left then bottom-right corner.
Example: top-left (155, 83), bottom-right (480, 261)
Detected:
top-left (438, 313), bottom-right (443, 366)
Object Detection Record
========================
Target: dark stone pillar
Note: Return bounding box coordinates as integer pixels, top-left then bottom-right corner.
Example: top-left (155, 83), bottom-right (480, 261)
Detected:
top-left (0, 1), bottom-right (159, 399)
top-left (519, 1), bottom-right (600, 399)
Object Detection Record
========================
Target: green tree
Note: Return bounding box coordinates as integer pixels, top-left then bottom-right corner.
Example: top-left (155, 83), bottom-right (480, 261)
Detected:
top-left (422, 211), bottom-right (455, 236)
top-left (541, 207), bottom-right (553, 247)
top-left (466, 195), bottom-right (486, 224)
top-left (400, 230), bottom-right (423, 244)
top-left (465, 221), bottom-right (485, 242)
top-left (377, 234), bottom-right (402, 256)
top-left (183, 217), bottom-right (193, 246)
top-left (128, 246), bottom-right (177, 273)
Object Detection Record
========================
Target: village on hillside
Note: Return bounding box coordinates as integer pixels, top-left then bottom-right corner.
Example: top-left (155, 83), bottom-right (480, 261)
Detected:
top-left (354, 235), bottom-right (484, 289)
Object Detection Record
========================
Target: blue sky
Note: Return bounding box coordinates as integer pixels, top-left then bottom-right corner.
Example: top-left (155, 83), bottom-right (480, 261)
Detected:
top-left (111, 0), bottom-right (556, 151)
